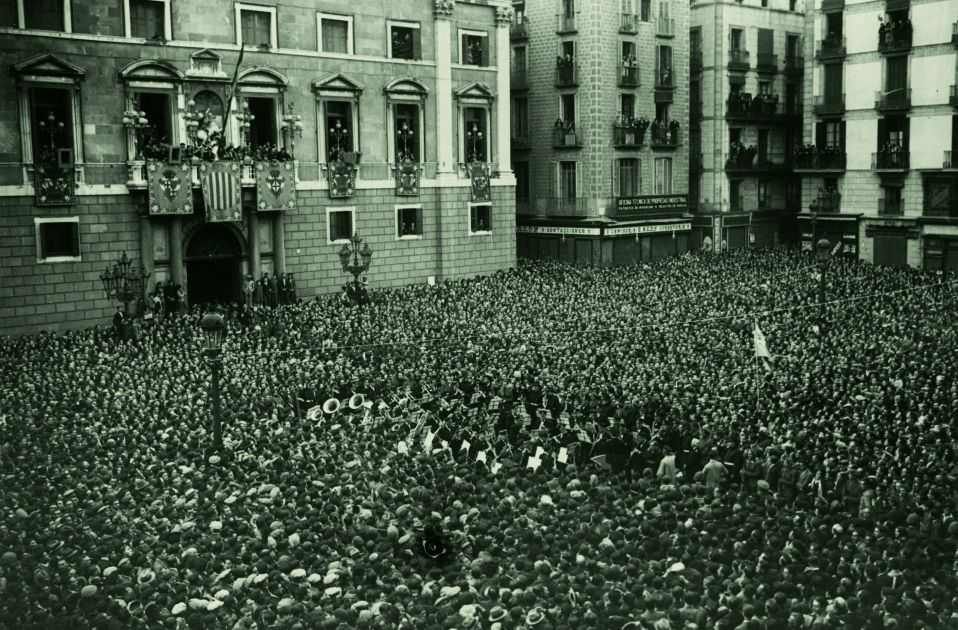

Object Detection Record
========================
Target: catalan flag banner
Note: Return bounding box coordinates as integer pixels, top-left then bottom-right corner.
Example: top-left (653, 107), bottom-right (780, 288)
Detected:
top-left (146, 161), bottom-right (193, 216)
top-left (255, 160), bottom-right (297, 212)
top-left (199, 161), bottom-right (242, 223)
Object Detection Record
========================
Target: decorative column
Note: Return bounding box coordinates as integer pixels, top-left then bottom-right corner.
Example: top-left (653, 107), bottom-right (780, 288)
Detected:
top-left (434, 0), bottom-right (456, 175)
top-left (272, 214), bottom-right (286, 275)
top-left (247, 210), bottom-right (261, 279)
top-left (494, 6), bottom-right (513, 174)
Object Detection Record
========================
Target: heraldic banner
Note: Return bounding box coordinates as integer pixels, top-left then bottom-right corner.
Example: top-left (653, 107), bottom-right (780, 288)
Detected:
top-left (255, 160), bottom-right (297, 212)
top-left (146, 161), bottom-right (193, 216)
top-left (199, 161), bottom-right (242, 223)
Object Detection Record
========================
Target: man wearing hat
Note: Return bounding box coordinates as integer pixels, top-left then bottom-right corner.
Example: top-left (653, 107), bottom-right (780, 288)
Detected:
top-left (702, 450), bottom-right (728, 490)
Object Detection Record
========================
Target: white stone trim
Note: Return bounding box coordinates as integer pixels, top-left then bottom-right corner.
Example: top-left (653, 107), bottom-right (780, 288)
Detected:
top-left (34, 216), bottom-right (81, 263)
top-left (326, 206), bottom-right (356, 244)
top-left (122, 0), bottom-right (172, 40)
top-left (468, 201), bottom-right (493, 236)
top-left (317, 12), bottom-right (354, 55)
top-left (387, 19), bottom-right (421, 59)
top-left (235, 3), bottom-right (278, 49)
top-left (457, 29), bottom-right (490, 66)
top-left (394, 203), bottom-right (424, 240)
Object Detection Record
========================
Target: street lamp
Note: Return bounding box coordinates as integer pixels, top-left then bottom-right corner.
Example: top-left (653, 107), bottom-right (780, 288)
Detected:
top-left (100, 251), bottom-right (150, 316)
top-left (237, 101), bottom-right (255, 146)
top-left (280, 102), bottom-right (304, 157)
top-left (397, 121), bottom-right (415, 163)
top-left (199, 312), bottom-right (226, 452)
top-left (329, 119), bottom-right (349, 162)
top-left (338, 232), bottom-right (374, 306)
top-left (466, 123), bottom-right (484, 163)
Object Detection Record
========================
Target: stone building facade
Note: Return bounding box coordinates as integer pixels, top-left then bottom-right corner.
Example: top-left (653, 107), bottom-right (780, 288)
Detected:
top-left (510, 0), bottom-right (692, 266)
top-left (797, 0), bottom-right (958, 268)
top-left (689, 0), bottom-right (807, 252)
top-left (0, 0), bottom-right (517, 335)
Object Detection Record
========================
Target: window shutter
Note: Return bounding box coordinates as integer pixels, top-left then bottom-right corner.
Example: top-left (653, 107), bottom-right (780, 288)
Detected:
top-left (877, 118), bottom-right (887, 152)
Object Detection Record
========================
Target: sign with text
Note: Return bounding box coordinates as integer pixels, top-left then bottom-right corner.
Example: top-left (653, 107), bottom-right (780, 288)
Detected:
top-left (616, 195), bottom-right (688, 212)
top-left (516, 225), bottom-right (602, 236)
top-left (605, 222), bottom-right (691, 237)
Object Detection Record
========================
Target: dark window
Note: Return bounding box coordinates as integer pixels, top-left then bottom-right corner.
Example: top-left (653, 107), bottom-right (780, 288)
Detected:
top-left (38, 221), bottom-right (80, 259)
top-left (882, 186), bottom-right (902, 214)
top-left (513, 46), bottom-right (527, 74)
top-left (758, 29), bottom-right (773, 56)
top-left (563, 0), bottom-right (575, 18)
top-left (561, 40), bottom-right (575, 59)
top-left (512, 97), bottom-right (528, 140)
top-left (394, 103), bottom-right (420, 162)
top-left (324, 101), bottom-right (354, 161)
top-left (730, 28), bottom-right (743, 51)
top-left (691, 27), bottom-right (702, 56)
top-left (622, 41), bottom-right (636, 62)
top-left (641, 0), bottom-right (651, 21)
top-left (826, 12), bottom-right (842, 39)
top-left (560, 161), bottom-right (577, 199)
top-left (620, 94), bottom-right (635, 117)
top-left (130, 0), bottom-right (165, 39)
top-left (730, 128), bottom-right (742, 144)
top-left (514, 162), bottom-right (530, 203)
top-left (246, 97), bottom-right (277, 147)
top-left (329, 211), bottom-right (353, 242)
top-left (397, 206), bottom-right (423, 237)
top-left (789, 0), bottom-right (797, 10)
top-left (321, 17), bottom-right (350, 53)
top-left (462, 33), bottom-right (488, 66)
top-left (924, 179), bottom-right (955, 214)
top-left (758, 180), bottom-right (769, 207)
top-left (464, 107), bottom-right (488, 161)
top-left (240, 9), bottom-right (272, 47)
top-left (0, 1), bottom-right (17, 28)
top-left (824, 64), bottom-right (842, 103)
top-left (886, 56), bottom-right (907, 92)
top-left (730, 180), bottom-right (741, 212)
top-left (761, 0), bottom-right (768, 7)
top-left (561, 94), bottom-right (576, 123)
top-left (823, 177), bottom-right (838, 192)
top-left (30, 87), bottom-right (73, 163)
top-left (391, 24), bottom-right (421, 60)
top-left (618, 158), bottom-right (641, 196)
top-left (786, 34), bottom-right (800, 59)
top-left (135, 92), bottom-right (173, 153)
top-left (758, 129), bottom-right (769, 161)
top-left (656, 45), bottom-right (673, 85)
top-left (470, 204), bottom-right (492, 232)
top-left (655, 102), bottom-right (670, 122)
top-left (25, 0), bottom-right (64, 31)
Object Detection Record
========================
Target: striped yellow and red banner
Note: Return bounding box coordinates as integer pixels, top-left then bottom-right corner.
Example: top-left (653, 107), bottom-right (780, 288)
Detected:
top-left (199, 161), bottom-right (242, 223)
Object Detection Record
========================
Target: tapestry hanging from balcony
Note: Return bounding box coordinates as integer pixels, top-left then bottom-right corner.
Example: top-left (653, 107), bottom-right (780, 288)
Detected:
top-left (255, 160), bottom-right (297, 212)
top-left (33, 162), bottom-right (75, 207)
top-left (199, 161), bottom-right (242, 223)
top-left (394, 161), bottom-right (421, 196)
top-left (327, 152), bottom-right (359, 199)
top-left (468, 161), bottom-right (491, 203)
top-left (146, 160), bottom-right (193, 215)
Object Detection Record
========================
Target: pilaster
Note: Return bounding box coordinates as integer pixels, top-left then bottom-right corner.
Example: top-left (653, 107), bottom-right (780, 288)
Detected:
top-left (495, 6), bottom-right (513, 174)
top-left (434, 0), bottom-right (455, 174)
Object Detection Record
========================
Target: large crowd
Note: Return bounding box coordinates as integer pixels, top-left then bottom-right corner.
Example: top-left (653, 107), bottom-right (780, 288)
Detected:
top-left (2, 249), bottom-right (958, 630)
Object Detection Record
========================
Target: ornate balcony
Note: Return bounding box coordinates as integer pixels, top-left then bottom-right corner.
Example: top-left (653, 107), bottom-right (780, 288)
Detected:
top-left (875, 89), bottom-right (911, 112)
top-left (878, 197), bottom-right (903, 216)
top-left (620, 12), bottom-right (639, 34)
top-left (725, 149), bottom-right (790, 175)
top-left (793, 147), bottom-right (847, 173)
top-left (650, 121), bottom-right (680, 149)
top-left (878, 20), bottom-right (912, 54)
top-left (872, 150), bottom-right (910, 172)
top-left (784, 55), bottom-right (804, 76)
top-left (810, 191), bottom-right (841, 213)
top-left (657, 17), bottom-right (674, 38)
top-left (553, 123), bottom-right (583, 149)
top-left (728, 49), bottom-right (750, 72)
top-left (814, 94), bottom-right (845, 117)
top-left (816, 35), bottom-right (846, 61)
top-left (725, 93), bottom-right (798, 124)
top-left (613, 119), bottom-right (648, 148)
top-left (619, 61), bottom-right (640, 87)
top-left (555, 60), bottom-right (578, 87)
top-left (556, 13), bottom-right (576, 34)
top-left (756, 53), bottom-right (779, 74)
top-left (511, 15), bottom-right (529, 40)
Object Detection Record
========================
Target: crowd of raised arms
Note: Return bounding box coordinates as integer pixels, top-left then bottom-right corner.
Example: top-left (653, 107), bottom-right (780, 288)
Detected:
top-left (2, 248), bottom-right (958, 630)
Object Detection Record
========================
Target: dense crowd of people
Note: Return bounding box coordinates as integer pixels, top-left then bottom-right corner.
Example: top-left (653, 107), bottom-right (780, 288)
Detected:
top-left (2, 249), bottom-right (958, 630)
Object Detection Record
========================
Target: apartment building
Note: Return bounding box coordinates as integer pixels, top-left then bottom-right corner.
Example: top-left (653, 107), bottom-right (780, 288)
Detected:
top-left (511, 0), bottom-right (692, 266)
top-left (0, 0), bottom-right (517, 335)
top-left (690, 0), bottom-right (807, 251)
top-left (797, 0), bottom-right (958, 268)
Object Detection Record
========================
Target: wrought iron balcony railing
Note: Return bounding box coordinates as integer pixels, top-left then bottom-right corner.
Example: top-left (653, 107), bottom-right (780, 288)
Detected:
top-left (872, 150), bottom-right (910, 171)
top-left (657, 17), bottom-right (674, 37)
top-left (556, 13), bottom-right (576, 33)
top-left (793, 148), bottom-right (847, 172)
top-left (650, 122), bottom-right (680, 148)
top-left (878, 22), bottom-right (912, 54)
top-left (613, 122), bottom-right (647, 148)
top-left (728, 49), bottom-right (750, 71)
top-left (619, 62), bottom-right (640, 87)
top-left (620, 13), bottom-right (639, 34)
top-left (878, 197), bottom-right (903, 215)
top-left (874, 88), bottom-right (911, 112)
top-left (553, 125), bottom-right (583, 149)
top-left (511, 15), bottom-right (529, 40)
top-left (725, 151), bottom-right (790, 173)
top-left (816, 35), bottom-right (847, 60)
top-left (814, 94), bottom-right (846, 116)
top-left (756, 53), bottom-right (779, 74)
top-left (555, 61), bottom-right (578, 87)
top-left (725, 94), bottom-right (798, 122)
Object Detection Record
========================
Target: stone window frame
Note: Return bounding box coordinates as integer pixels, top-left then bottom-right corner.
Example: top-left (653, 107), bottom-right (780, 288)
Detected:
top-left (317, 11), bottom-right (354, 55)
top-left (15, 0), bottom-right (72, 32)
top-left (326, 206), bottom-right (356, 245)
top-left (468, 201), bottom-right (493, 236)
top-left (234, 2), bottom-right (278, 50)
top-left (384, 79), bottom-right (429, 165)
top-left (235, 67), bottom-right (290, 151)
top-left (119, 60), bottom-right (185, 162)
top-left (458, 29), bottom-right (490, 67)
top-left (313, 75), bottom-right (364, 167)
top-left (34, 216), bottom-right (81, 263)
top-left (387, 19), bottom-right (422, 60)
top-left (395, 203), bottom-right (424, 240)
top-left (123, 0), bottom-right (172, 40)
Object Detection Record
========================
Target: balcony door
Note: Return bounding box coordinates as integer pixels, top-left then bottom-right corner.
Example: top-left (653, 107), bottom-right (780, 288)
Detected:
top-left (824, 64), bottom-right (842, 104)
top-left (885, 56), bottom-right (907, 96)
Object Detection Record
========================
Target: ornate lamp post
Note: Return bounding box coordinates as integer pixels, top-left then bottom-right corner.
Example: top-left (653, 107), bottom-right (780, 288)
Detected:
top-left (398, 121), bottom-right (415, 162)
top-left (121, 105), bottom-right (150, 160)
top-left (236, 101), bottom-right (255, 147)
top-left (280, 102), bottom-right (304, 157)
top-left (100, 251), bottom-right (150, 316)
top-left (466, 123), bottom-right (484, 163)
top-left (199, 312), bottom-right (226, 451)
top-left (338, 232), bottom-right (373, 306)
top-left (184, 99), bottom-right (204, 145)
top-left (329, 119), bottom-right (349, 162)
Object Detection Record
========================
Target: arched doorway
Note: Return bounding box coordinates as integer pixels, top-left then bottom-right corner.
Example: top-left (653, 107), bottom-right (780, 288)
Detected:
top-left (185, 224), bottom-right (243, 306)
